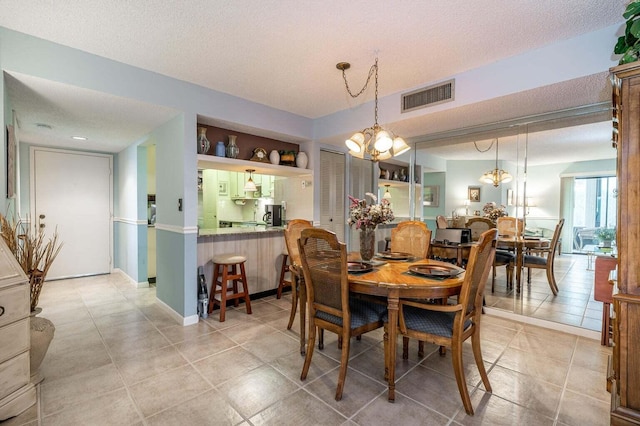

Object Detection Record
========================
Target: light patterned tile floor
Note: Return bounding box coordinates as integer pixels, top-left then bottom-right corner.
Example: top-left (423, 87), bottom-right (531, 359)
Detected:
top-left (4, 266), bottom-right (611, 425)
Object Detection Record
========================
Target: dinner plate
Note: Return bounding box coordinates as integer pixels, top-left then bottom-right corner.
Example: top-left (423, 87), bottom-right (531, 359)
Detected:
top-left (347, 261), bottom-right (374, 273)
top-left (377, 251), bottom-right (412, 260)
top-left (408, 264), bottom-right (464, 278)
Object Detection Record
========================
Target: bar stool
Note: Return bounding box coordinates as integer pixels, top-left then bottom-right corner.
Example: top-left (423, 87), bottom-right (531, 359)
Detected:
top-left (276, 251), bottom-right (291, 299)
top-left (208, 254), bottom-right (252, 322)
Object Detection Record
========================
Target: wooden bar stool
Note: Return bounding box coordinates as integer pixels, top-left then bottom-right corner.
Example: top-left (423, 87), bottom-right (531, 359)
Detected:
top-left (208, 254), bottom-right (252, 322)
top-left (276, 251), bottom-right (291, 299)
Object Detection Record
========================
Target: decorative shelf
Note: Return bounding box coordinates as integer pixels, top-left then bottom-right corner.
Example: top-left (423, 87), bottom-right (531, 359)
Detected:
top-left (197, 154), bottom-right (312, 178)
top-left (378, 179), bottom-right (421, 188)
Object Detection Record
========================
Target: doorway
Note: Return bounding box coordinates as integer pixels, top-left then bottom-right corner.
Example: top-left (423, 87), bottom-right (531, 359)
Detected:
top-left (30, 147), bottom-right (112, 279)
top-left (572, 176), bottom-right (617, 253)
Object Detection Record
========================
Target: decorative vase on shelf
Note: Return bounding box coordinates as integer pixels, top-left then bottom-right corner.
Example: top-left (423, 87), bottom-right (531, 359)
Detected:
top-left (226, 135), bottom-right (239, 158)
top-left (296, 151), bottom-right (308, 169)
top-left (269, 150), bottom-right (280, 165)
top-left (197, 127), bottom-right (210, 154)
top-left (215, 141), bottom-right (226, 157)
top-left (359, 228), bottom-right (376, 261)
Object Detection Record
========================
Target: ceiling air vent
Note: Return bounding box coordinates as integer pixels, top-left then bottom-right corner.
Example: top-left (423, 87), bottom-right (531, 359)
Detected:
top-left (401, 79), bottom-right (454, 113)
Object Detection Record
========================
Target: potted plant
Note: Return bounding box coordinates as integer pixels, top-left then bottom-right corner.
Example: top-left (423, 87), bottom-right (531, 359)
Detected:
top-left (0, 215), bottom-right (63, 312)
top-left (595, 227), bottom-right (616, 248)
top-left (614, 1), bottom-right (640, 64)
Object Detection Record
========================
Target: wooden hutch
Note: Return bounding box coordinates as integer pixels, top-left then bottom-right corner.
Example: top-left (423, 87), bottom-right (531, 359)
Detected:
top-left (610, 61), bottom-right (640, 425)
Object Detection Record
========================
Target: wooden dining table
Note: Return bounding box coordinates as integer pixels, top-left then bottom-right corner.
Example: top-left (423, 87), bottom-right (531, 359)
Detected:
top-left (347, 256), bottom-right (465, 401)
top-left (497, 236), bottom-right (550, 292)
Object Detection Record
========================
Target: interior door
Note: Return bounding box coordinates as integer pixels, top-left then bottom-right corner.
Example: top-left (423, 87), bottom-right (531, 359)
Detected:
top-left (319, 150), bottom-right (345, 242)
top-left (31, 148), bottom-right (112, 279)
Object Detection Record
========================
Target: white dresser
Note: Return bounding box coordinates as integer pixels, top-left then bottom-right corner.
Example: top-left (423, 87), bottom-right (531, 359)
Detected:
top-left (0, 239), bottom-right (36, 421)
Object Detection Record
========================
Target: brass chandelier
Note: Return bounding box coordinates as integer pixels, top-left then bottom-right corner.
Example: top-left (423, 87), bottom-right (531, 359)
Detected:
top-left (478, 139), bottom-right (512, 187)
top-left (337, 57), bottom-right (410, 162)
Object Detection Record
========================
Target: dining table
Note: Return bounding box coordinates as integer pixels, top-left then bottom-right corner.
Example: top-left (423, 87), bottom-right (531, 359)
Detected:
top-left (347, 254), bottom-right (465, 401)
top-left (497, 236), bottom-right (550, 292)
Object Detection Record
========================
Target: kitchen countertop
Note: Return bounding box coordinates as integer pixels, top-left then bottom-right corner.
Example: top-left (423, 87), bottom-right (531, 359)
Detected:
top-left (198, 226), bottom-right (285, 237)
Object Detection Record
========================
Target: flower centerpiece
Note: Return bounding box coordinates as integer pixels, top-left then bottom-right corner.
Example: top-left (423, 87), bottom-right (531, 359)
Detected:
top-left (595, 227), bottom-right (616, 248)
top-left (348, 193), bottom-right (394, 260)
top-left (483, 202), bottom-right (507, 223)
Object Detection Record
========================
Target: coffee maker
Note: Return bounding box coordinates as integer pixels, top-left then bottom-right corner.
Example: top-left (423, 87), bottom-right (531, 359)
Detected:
top-left (263, 204), bottom-right (282, 227)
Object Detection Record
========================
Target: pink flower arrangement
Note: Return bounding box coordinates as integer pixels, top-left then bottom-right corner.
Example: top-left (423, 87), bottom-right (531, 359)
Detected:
top-left (348, 193), bottom-right (394, 230)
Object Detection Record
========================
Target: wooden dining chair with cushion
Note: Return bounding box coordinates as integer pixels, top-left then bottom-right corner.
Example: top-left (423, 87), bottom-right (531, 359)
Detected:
top-left (297, 228), bottom-right (387, 401)
top-left (465, 217), bottom-right (494, 242)
top-left (390, 228), bottom-right (497, 415)
top-left (496, 216), bottom-right (523, 237)
top-left (283, 219), bottom-right (313, 354)
top-left (391, 220), bottom-right (432, 259)
top-left (436, 215), bottom-right (448, 229)
top-left (523, 218), bottom-right (565, 295)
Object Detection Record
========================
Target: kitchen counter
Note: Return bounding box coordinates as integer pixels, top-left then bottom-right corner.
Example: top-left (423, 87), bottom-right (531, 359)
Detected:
top-left (198, 226), bottom-right (284, 237)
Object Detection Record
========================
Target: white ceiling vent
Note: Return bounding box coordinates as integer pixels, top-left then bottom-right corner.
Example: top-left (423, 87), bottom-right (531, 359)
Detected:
top-left (401, 79), bottom-right (454, 113)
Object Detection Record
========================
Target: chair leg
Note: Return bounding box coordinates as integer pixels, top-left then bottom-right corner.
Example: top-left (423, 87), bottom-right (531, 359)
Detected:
top-left (546, 264), bottom-right (559, 295)
top-left (471, 329), bottom-right (492, 393)
top-left (402, 336), bottom-right (409, 359)
top-left (527, 267), bottom-right (531, 284)
top-left (451, 340), bottom-right (474, 415)
top-left (602, 303), bottom-right (611, 346)
top-left (418, 341), bottom-right (425, 358)
top-left (220, 265), bottom-right (229, 322)
top-left (491, 264), bottom-right (496, 292)
top-left (299, 279), bottom-right (306, 355)
top-left (335, 329), bottom-right (351, 401)
top-left (286, 274), bottom-right (298, 330)
top-left (239, 263), bottom-right (252, 314)
top-left (318, 328), bottom-right (324, 350)
top-left (301, 324), bottom-right (316, 381)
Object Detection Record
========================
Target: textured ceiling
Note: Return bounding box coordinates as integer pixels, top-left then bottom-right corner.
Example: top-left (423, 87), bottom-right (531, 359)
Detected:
top-left (0, 0), bottom-right (627, 160)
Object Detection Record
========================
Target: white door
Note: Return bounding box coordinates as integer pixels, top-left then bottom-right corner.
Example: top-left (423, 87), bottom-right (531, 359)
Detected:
top-left (319, 150), bottom-right (345, 242)
top-left (31, 148), bottom-right (112, 279)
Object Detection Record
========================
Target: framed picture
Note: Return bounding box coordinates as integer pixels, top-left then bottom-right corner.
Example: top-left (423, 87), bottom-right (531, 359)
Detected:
top-left (468, 186), bottom-right (481, 202)
top-left (218, 181), bottom-right (228, 196)
top-left (507, 189), bottom-right (514, 206)
top-left (6, 125), bottom-right (15, 199)
top-left (423, 185), bottom-right (439, 207)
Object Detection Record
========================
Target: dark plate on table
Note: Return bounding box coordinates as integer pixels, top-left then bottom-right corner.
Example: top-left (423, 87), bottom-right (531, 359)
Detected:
top-left (347, 261), bottom-right (374, 273)
top-left (408, 264), bottom-right (464, 278)
top-left (377, 251), bottom-right (412, 260)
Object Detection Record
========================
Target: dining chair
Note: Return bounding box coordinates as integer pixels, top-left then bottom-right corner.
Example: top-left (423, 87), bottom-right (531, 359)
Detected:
top-left (391, 220), bottom-right (432, 259)
top-left (297, 228), bottom-right (387, 401)
top-left (436, 215), bottom-right (448, 229)
top-left (465, 217), bottom-right (494, 242)
top-left (390, 228), bottom-right (497, 415)
top-left (283, 219), bottom-right (313, 354)
top-left (523, 218), bottom-right (565, 295)
top-left (496, 216), bottom-right (523, 237)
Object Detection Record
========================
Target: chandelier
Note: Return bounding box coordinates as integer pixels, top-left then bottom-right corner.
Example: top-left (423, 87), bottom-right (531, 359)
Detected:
top-left (478, 139), bottom-right (512, 187)
top-left (337, 57), bottom-right (410, 162)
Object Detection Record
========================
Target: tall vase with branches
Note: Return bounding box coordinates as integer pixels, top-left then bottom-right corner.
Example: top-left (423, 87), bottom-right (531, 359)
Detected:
top-left (0, 214), bottom-right (63, 312)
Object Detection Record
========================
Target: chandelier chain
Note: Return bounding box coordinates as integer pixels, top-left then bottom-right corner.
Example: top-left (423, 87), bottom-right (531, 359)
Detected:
top-left (473, 139), bottom-right (495, 153)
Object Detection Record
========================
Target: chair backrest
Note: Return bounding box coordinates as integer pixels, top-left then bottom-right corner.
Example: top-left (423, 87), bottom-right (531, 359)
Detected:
top-left (459, 228), bottom-right (497, 316)
top-left (391, 221), bottom-right (432, 258)
top-left (436, 215), bottom-right (448, 229)
top-left (465, 217), bottom-right (495, 241)
top-left (497, 216), bottom-right (523, 237)
top-left (298, 228), bottom-right (348, 319)
top-left (548, 218), bottom-right (565, 258)
top-left (283, 219), bottom-right (313, 267)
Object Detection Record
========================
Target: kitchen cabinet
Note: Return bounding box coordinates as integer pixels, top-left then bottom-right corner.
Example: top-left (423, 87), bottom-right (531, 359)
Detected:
top-left (0, 239), bottom-right (36, 421)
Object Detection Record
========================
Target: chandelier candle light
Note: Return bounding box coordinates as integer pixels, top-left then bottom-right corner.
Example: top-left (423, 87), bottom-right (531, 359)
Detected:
top-left (337, 58), bottom-right (410, 162)
top-left (478, 138), bottom-right (513, 187)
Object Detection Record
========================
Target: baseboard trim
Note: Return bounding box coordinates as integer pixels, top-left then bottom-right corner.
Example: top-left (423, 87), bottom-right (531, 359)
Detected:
top-left (155, 297), bottom-right (198, 326)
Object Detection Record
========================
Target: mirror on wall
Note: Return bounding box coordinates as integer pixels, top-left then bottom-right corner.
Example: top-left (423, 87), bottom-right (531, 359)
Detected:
top-left (411, 106), bottom-right (616, 331)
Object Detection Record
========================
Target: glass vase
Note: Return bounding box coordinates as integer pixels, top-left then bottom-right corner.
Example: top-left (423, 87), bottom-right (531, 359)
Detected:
top-left (226, 135), bottom-right (239, 158)
top-left (359, 228), bottom-right (376, 261)
top-left (197, 127), bottom-right (210, 154)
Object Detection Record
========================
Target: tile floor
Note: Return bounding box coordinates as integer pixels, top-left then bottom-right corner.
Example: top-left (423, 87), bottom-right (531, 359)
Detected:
top-left (485, 253), bottom-right (606, 334)
top-left (4, 268), bottom-right (612, 426)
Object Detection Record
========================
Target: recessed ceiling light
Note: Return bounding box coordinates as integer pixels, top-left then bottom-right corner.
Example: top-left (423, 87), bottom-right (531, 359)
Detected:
top-left (71, 136), bottom-right (88, 141)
